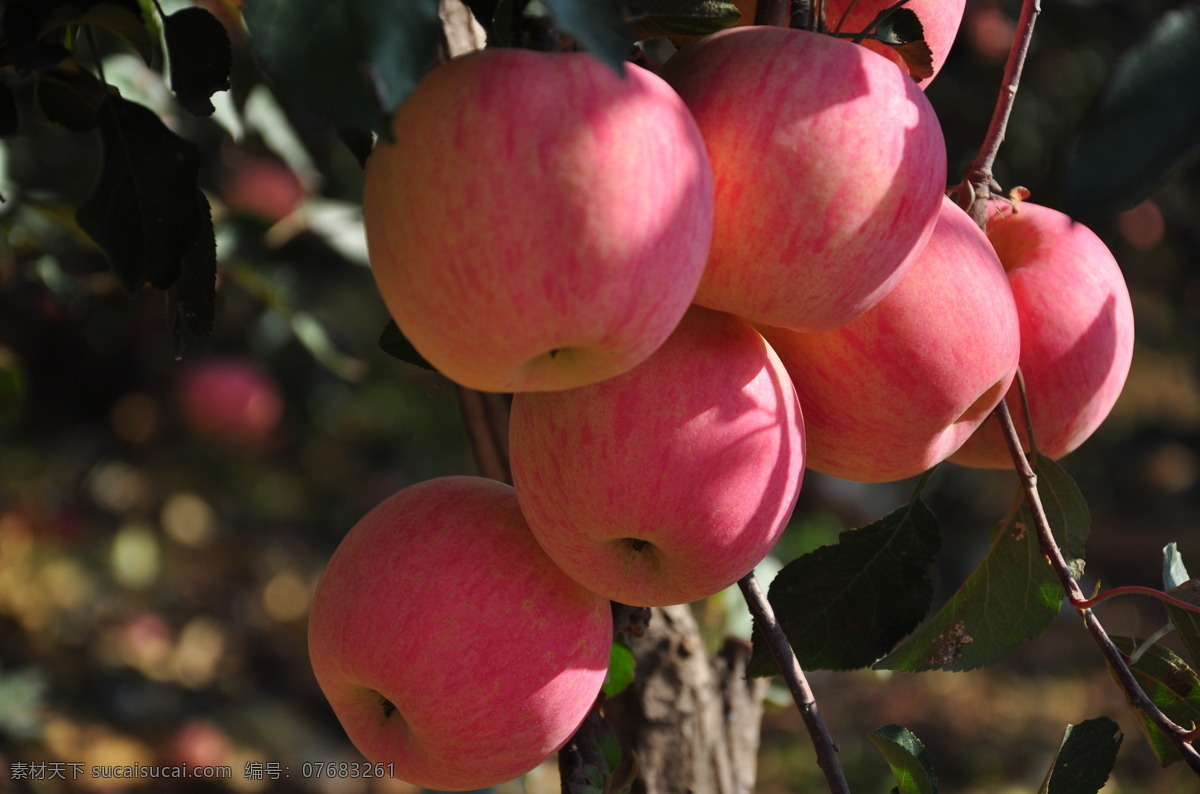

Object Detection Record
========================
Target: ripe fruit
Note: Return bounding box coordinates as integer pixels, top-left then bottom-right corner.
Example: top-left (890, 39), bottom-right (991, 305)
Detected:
top-left (510, 306), bottom-right (805, 607)
top-left (307, 477), bottom-right (613, 791)
top-left (221, 156), bottom-right (305, 223)
top-left (827, 0), bottom-right (967, 86)
top-left (950, 202), bottom-right (1135, 468)
top-left (363, 49), bottom-right (715, 393)
top-left (758, 196), bottom-right (1020, 483)
top-left (661, 25), bottom-right (946, 332)
top-left (176, 357), bottom-right (283, 448)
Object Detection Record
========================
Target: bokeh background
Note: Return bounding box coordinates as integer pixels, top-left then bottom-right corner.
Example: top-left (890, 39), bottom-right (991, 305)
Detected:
top-left (2, 0), bottom-right (1200, 791)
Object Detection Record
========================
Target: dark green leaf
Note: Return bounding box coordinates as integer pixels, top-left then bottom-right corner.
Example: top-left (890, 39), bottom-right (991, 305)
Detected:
top-left (540, 0), bottom-right (630, 76)
top-left (626, 0), bottom-right (742, 41)
top-left (868, 724), bottom-right (938, 794)
top-left (874, 6), bottom-right (923, 45)
top-left (0, 83), bottom-right (18, 137)
top-left (164, 7), bottom-right (232, 116)
top-left (1038, 717), bottom-right (1122, 794)
top-left (1066, 4), bottom-right (1200, 218)
top-left (1109, 637), bottom-right (1200, 767)
top-left (378, 320), bottom-right (435, 371)
top-left (76, 96), bottom-right (203, 294)
top-left (748, 498), bottom-right (940, 675)
top-left (866, 8), bottom-right (933, 82)
top-left (34, 59), bottom-right (109, 131)
top-left (175, 191), bottom-right (217, 338)
top-left (1165, 579), bottom-right (1200, 669)
top-left (878, 459), bottom-right (1089, 672)
top-left (244, 0), bottom-right (443, 138)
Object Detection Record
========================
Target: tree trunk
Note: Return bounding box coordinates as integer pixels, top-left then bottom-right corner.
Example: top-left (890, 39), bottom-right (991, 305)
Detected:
top-left (606, 605), bottom-right (768, 794)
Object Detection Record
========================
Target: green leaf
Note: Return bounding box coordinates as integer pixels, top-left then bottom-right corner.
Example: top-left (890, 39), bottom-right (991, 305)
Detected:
top-left (1164, 542), bottom-right (1190, 590)
top-left (243, 0), bottom-right (443, 138)
top-left (34, 58), bottom-right (110, 131)
top-left (539, 0), bottom-right (630, 76)
top-left (748, 498), bottom-right (940, 675)
top-left (602, 639), bottom-right (636, 698)
top-left (878, 459), bottom-right (1089, 672)
top-left (1165, 578), bottom-right (1200, 669)
top-left (626, 0), bottom-right (742, 42)
top-left (1038, 717), bottom-right (1122, 794)
top-left (164, 7), bottom-right (232, 116)
top-left (1066, 4), bottom-right (1200, 218)
top-left (378, 320), bottom-right (435, 371)
top-left (868, 724), bottom-right (938, 794)
top-left (867, 8), bottom-right (933, 82)
top-left (76, 95), bottom-right (203, 294)
top-left (1109, 638), bottom-right (1200, 767)
top-left (39, 0), bottom-right (158, 64)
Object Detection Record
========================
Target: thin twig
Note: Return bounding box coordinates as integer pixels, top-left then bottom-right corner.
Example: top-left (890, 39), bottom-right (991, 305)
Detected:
top-left (1074, 584), bottom-right (1200, 614)
top-left (455, 386), bottom-right (512, 484)
top-left (993, 400), bottom-right (1200, 773)
top-left (738, 572), bottom-right (851, 794)
top-left (957, 0), bottom-right (1041, 226)
top-left (755, 0), bottom-right (791, 28)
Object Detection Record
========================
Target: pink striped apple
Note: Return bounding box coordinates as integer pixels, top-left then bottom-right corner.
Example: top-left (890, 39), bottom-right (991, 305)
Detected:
top-left (363, 49), bottom-right (714, 393)
top-left (827, 0), bottom-right (966, 86)
top-left (510, 306), bottom-right (805, 607)
top-left (758, 196), bottom-right (1020, 482)
top-left (660, 25), bottom-right (946, 332)
top-left (950, 202), bottom-right (1135, 468)
top-left (307, 476), bottom-right (613, 791)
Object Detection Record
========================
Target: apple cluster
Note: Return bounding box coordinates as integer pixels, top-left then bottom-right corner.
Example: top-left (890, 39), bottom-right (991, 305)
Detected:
top-left (308, 5), bottom-right (1134, 790)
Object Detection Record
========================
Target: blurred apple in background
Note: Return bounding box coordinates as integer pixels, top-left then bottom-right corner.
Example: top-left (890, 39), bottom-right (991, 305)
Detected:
top-left (176, 357), bottom-right (283, 449)
top-left (220, 156), bottom-right (305, 224)
top-left (950, 201), bottom-right (1135, 468)
top-left (307, 476), bottom-right (613, 791)
top-left (759, 196), bottom-right (1020, 483)
top-left (661, 25), bottom-right (946, 332)
top-left (510, 306), bottom-right (805, 607)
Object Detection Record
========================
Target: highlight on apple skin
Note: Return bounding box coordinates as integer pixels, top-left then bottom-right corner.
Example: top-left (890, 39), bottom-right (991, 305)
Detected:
top-left (362, 48), bottom-right (715, 394)
top-left (660, 25), bottom-right (947, 332)
top-left (826, 0), bottom-right (967, 87)
top-left (509, 306), bottom-right (805, 608)
top-left (950, 201), bottom-right (1135, 468)
top-left (306, 476), bottom-right (614, 791)
top-left (758, 196), bottom-right (1021, 483)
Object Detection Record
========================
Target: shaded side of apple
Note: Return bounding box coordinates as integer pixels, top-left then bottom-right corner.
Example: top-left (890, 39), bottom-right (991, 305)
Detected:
top-left (950, 202), bottom-right (1135, 468)
top-left (510, 306), bottom-right (805, 607)
top-left (759, 196), bottom-right (1020, 483)
top-left (363, 48), bottom-right (714, 393)
top-left (307, 476), bottom-right (613, 791)
top-left (661, 26), bottom-right (946, 332)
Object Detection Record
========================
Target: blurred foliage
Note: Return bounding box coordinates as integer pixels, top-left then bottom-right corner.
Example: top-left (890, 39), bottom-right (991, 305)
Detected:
top-left (2, 0), bottom-right (1200, 792)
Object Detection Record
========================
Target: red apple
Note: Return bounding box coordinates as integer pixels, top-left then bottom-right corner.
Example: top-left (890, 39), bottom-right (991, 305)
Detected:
top-left (221, 157), bottom-right (305, 223)
top-left (509, 306), bottom-right (805, 607)
top-left (758, 196), bottom-right (1020, 483)
top-left (660, 26), bottom-right (946, 332)
top-left (307, 476), bottom-right (612, 791)
top-left (826, 0), bottom-right (966, 86)
top-left (950, 202), bottom-right (1135, 468)
top-left (176, 357), bottom-right (283, 448)
top-left (363, 49), bottom-right (714, 393)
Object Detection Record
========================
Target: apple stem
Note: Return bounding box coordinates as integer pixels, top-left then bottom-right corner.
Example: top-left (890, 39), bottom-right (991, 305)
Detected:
top-left (737, 571), bottom-right (852, 794)
top-left (957, 0), bottom-right (1042, 227)
top-left (455, 386), bottom-right (513, 484)
top-left (992, 399), bottom-right (1200, 773)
